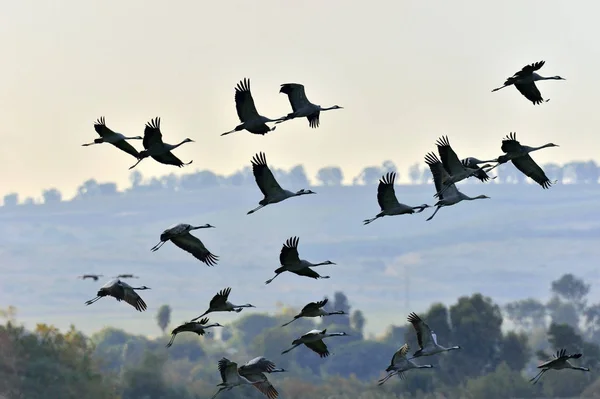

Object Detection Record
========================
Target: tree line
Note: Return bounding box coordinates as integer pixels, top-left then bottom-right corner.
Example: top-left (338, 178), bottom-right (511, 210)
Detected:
top-left (3, 159), bottom-right (599, 206)
top-left (1, 275), bottom-right (600, 398)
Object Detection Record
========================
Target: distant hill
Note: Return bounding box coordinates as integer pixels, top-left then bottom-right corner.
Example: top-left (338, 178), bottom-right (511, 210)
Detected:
top-left (1, 182), bottom-right (598, 338)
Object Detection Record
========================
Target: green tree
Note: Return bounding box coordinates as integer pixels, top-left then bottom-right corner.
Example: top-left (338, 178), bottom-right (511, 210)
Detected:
top-left (155, 304), bottom-right (172, 334)
top-left (551, 273), bottom-right (590, 310)
top-left (504, 298), bottom-right (547, 331)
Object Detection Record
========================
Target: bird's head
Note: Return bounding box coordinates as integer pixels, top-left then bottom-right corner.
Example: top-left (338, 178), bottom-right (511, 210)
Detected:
top-left (338, 332), bottom-right (349, 336)
top-left (297, 189), bottom-right (316, 195)
top-left (476, 195), bottom-right (491, 200)
top-left (212, 322), bottom-right (224, 327)
top-left (132, 136), bottom-right (143, 140)
top-left (546, 143), bottom-right (559, 148)
top-left (244, 304), bottom-right (256, 308)
top-left (323, 260), bottom-right (336, 265)
top-left (183, 138), bottom-right (195, 143)
top-left (553, 76), bottom-right (566, 80)
top-left (192, 224), bottom-right (215, 229)
top-left (291, 338), bottom-right (301, 345)
top-left (420, 204), bottom-right (431, 209)
top-left (332, 105), bottom-right (343, 109)
top-left (138, 286), bottom-right (151, 290)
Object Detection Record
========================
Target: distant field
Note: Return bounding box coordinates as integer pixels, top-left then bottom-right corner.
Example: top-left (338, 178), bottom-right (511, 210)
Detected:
top-left (1, 183), bottom-right (599, 338)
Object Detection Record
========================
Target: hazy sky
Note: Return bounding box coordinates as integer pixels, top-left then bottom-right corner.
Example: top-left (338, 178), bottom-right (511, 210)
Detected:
top-left (2, 1), bottom-right (599, 199)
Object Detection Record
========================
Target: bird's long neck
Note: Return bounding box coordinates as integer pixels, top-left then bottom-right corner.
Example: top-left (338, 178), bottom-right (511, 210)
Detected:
top-left (314, 261), bottom-right (330, 266)
top-left (270, 368), bottom-right (286, 373)
top-left (325, 333), bottom-right (345, 337)
top-left (321, 105), bottom-right (337, 111)
top-left (445, 346), bottom-right (460, 351)
top-left (418, 365), bottom-right (433, 368)
top-left (527, 143), bottom-right (555, 152)
top-left (124, 136), bottom-right (141, 140)
top-left (205, 323), bottom-right (222, 328)
top-left (132, 287), bottom-right (149, 290)
top-left (171, 140), bottom-right (189, 149)
top-left (232, 304), bottom-right (253, 308)
top-left (328, 311), bottom-right (345, 315)
top-left (572, 366), bottom-right (589, 371)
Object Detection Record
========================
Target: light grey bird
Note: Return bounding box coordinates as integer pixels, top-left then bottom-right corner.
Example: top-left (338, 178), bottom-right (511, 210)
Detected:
top-left (377, 343), bottom-right (433, 385)
top-left (84, 279), bottom-right (151, 312)
top-left (166, 317), bottom-right (223, 348)
top-left (432, 136), bottom-right (494, 198)
top-left (424, 153), bottom-right (490, 221)
top-left (363, 172), bottom-right (430, 225)
top-left (82, 117), bottom-right (142, 158)
top-left (275, 83), bottom-right (343, 128)
top-left (237, 357), bottom-right (285, 399)
top-left (529, 349), bottom-right (590, 384)
top-left (247, 152), bottom-right (316, 215)
top-left (281, 329), bottom-right (349, 358)
top-left (221, 78), bottom-right (285, 136)
top-left (129, 117), bottom-right (194, 169)
top-left (210, 358), bottom-right (263, 399)
top-left (492, 60), bottom-right (565, 105)
top-left (191, 287), bottom-right (255, 321)
top-left (78, 274), bottom-right (103, 281)
top-left (150, 223), bottom-right (218, 266)
top-left (407, 312), bottom-right (460, 358)
top-left (486, 132), bottom-right (559, 189)
top-left (281, 298), bottom-right (346, 327)
top-left (265, 236), bottom-right (335, 284)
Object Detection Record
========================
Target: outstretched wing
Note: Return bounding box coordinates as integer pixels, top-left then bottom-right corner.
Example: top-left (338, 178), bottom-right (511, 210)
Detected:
top-left (143, 117), bottom-right (164, 149)
top-left (217, 358), bottom-right (237, 383)
top-left (503, 61), bottom-right (546, 84)
top-left (391, 343), bottom-right (410, 365)
top-left (171, 233), bottom-right (219, 266)
top-left (210, 288), bottom-right (231, 308)
top-left (514, 82), bottom-right (545, 105)
top-left (302, 298), bottom-right (328, 313)
top-left (280, 236), bottom-right (301, 265)
top-left (511, 155), bottom-right (554, 189)
top-left (501, 132), bottom-right (522, 153)
top-left (407, 312), bottom-right (433, 350)
top-left (93, 117), bottom-right (115, 138)
top-left (94, 117), bottom-right (140, 158)
top-left (291, 267), bottom-right (324, 279)
top-left (424, 152), bottom-right (458, 200)
top-left (243, 372), bottom-right (279, 399)
top-left (377, 172), bottom-right (400, 211)
top-left (119, 283), bottom-right (147, 312)
top-left (305, 340), bottom-right (330, 358)
top-left (240, 357), bottom-right (278, 373)
top-left (461, 159), bottom-right (492, 182)
top-left (436, 136), bottom-right (466, 176)
top-left (279, 83), bottom-right (310, 112)
top-left (235, 78), bottom-right (260, 122)
top-left (251, 152), bottom-right (284, 197)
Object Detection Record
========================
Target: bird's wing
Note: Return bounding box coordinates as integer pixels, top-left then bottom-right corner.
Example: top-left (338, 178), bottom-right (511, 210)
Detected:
top-left (235, 78), bottom-right (260, 122)
top-left (112, 140), bottom-right (141, 158)
top-left (171, 233), bottom-right (219, 266)
top-left (243, 372), bottom-right (279, 399)
top-left (280, 236), bottom-right (301, 265)
top-left (240, 357), bottom-right (277, 373)
top-left (515, 60), bottom-right (545, 78)
top-left (143, 117), bottom-right (164, 149)
top-left (436, 136), bottom-right (466, 176)
top-left (93, 117), bottom-right (116, 138)
top-left (500, 132), bottom-right (522, 153)
top-left (514, 82), bottom-right (545, 105)
top-left (376, 172), bottom-right (401, 210)
top-left (251, 152), bottom-right (284, 197)
top-left (407, 312), bottom-right (433, 349)
top-left (511, 155), bottom-right (554, 189)
top-left (151, 151), bottom-right (190, 167)
top-left (291, 267), bottom-right (323, 279)
top-left (197, 317), bottom-right (209, 325)
top-left (305, 340), bottom-right (330, 358)
top-left (217, 358), bottom-right (238, 383)
top-left (307, 112), bottom-right (320, 128)
top-left (121, 285), bottom-right (147, 312)
top-left (391, 343), bottom-right (410, 364)
top-left (461, 159), bottom-right (492, 182)
top-left (301, 298), bottom-right (328, 313)
top-left (210, 288), bottom-right (231, 308)
top-left (424, 152), bottom-right (458, 199)
top-left (279, 83), bottom-right (310, 112)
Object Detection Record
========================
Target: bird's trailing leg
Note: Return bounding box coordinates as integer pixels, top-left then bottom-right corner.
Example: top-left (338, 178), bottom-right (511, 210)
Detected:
top-left (84, 296), bottom-right (102, 306)
top-left (491, 84), bottom-right (509, 92)
top-left (377, 370), bottom-right (399, 386)
top-left (128, 158), bottom-right (145, 170)
top-left (362, 215), bottom-right (381, 225)
top-left (529, 369), bottom-right (547, 385)
top-left (166, 334), bottom-right (177, 348)
top-left (426, 205), bottom-right (442, 221)
top-left (281, 317), bottom-right (299, 327)
top-left (247, 204), bottom-right (266, 215)
top-left (265, 273), bottom-right (281, 285)
top-left (151, 241), bottom-right (166, 252)
top-left (210, 386), bottom-right (231, 399)
top-left (81, 142), bottom-right (99, 146)
top-left (190, 310), bottom-right (210, 322)
top-left (281, 344), bottom-right (301, 355)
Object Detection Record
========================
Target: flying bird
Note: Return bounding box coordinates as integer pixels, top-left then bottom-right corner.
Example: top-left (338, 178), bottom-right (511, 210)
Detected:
top-left (407, 312), bottom-right (460, 358)
top-left (486, 132), bottom-right (559, 189)
top-left (275, 83), bottom-right (342, 128)
top-left (191, 287), bottom-right (255, 321)
top-left (247, 152), bottom-right (316, 215)
top-left (491, 60), bottom-right (565, 105)
top-left (237, 357), bottom-right (285, 399)
top-left (166, 317), bottom-right (223, 347)
top-left (221, 78), bottom-right (285, 136)
top-left (150, 223), bottom-right (218, 266)
top-left (529, 349), bottom-right (590, 384)
top-left (281, 298), bottom-right (346, 327)
top-left (265, 236), bottom-right (335, 284)
top-left (432, 136), bottom-right (494, 198)
top-left (82, 117), bottom-right (142, 158)
top-left (84, 279), bottom-right (150, 312)
top-left (210, 358), bottom-right (263, 399)
top-left (281, 329), bottom-right (349, 358)
top-left (460, 157), bottom-right (497, 182)
top-left (113, 274), bottom-right (139, 279)
top-left (129, 117), bottom-right (194, 169)
top-left (377, 343), bottom-right (433, 385)
top-left (424, 153), bottom-right (490, 221)
top-left (78, 274), bottom-right (103, 281)
top-left (363, 172), bottom-right (430, 224)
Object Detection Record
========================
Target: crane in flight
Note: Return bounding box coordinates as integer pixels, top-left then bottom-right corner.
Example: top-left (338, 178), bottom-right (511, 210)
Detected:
top-left (150, 223), bottom-right (218, 266)
top-left (82, 117), bottom-right (142, 158)
top-left (529, 349), bottom-right (589, 384)
top-left (84, 279), bottom-right (150, 312)
top-left (222, 78), bottom-right (285, 136)
top-left (275, 83), bottom-right (342, 128)
top-left (491, 60), bottom-right (565, 105)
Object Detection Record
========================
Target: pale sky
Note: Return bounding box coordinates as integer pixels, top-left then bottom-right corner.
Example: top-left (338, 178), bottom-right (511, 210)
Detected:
top-left (2, 0), bottom-right (599, 199)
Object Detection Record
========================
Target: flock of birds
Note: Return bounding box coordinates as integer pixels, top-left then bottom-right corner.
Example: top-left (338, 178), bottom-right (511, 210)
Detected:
top-left (76, 61), bottom-right (589, 397)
